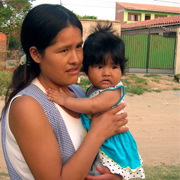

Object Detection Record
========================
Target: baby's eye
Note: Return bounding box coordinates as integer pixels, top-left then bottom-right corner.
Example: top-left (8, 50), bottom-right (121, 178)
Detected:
top-left (96, 66), bottom-right (102, 69)
top-left (112, 66), bottom-right (118, 69)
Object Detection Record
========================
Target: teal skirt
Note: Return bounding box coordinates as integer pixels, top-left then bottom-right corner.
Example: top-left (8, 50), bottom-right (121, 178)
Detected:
top-left (81, 113), bottom-right (145, 179)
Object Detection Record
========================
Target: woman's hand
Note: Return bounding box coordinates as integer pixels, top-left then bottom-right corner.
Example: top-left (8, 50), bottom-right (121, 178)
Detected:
top-left (90, 103), bottom-right (128, 143)
top-left (84, 166), bottom-right (122, 180)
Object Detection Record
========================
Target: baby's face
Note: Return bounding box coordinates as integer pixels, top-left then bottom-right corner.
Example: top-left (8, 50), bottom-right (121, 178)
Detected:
top-left (88, 57), bottom-right (122, 89)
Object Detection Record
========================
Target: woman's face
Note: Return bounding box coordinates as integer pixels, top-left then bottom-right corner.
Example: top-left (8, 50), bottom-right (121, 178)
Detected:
top-left (38, 25), bottom-right (83, 90)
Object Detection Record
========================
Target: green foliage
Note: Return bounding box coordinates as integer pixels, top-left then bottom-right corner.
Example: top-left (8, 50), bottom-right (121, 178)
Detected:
top-left (75, 14), bottom-right (97, 19)
top-left (0, 0), bottom-right (34, 48)
top-left (9, 36), bottom-right (21, 49)
top-left (0, 71), bottom-right (12, 96)
top-left (77, 78), bottom-right (91, 90)
top-left (0, 0), bottom-right (34, 30)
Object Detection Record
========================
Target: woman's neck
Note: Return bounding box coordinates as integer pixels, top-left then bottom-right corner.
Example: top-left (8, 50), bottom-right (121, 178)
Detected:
top-left (36, 76), bottom-right (79, 118)
top-left (37, 76), bottom-right (69, 95)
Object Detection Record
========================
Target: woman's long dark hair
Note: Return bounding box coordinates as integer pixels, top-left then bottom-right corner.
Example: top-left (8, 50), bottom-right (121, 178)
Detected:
top-left (4, 4), bottom-right (83, 113)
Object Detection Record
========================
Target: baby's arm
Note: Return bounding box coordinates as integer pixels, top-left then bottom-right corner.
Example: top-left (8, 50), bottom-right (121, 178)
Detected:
top-left (46, 88), bottom-right (121, 114)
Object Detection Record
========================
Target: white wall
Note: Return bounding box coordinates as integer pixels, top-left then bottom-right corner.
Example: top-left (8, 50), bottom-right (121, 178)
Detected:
top-left (175, 28), bottom-right (180, 75)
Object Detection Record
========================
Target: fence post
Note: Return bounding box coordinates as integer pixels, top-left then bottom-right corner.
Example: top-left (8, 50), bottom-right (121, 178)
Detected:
top-left (146, 29), bottom-right (151, 74)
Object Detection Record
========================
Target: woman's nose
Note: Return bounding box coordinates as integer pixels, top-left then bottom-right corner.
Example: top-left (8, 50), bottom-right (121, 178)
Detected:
top-left (69, 50), bottom-right (80, 64)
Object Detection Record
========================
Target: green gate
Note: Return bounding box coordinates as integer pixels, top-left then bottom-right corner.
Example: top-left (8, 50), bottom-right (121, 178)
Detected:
top-left (122, 33), bottom-right (176, 73)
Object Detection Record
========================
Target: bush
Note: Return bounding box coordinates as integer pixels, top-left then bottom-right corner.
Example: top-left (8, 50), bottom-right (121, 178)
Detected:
top-left (0, 71), bottom-right (12, 96)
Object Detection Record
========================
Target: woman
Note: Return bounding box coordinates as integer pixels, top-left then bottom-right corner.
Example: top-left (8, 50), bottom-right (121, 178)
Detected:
top-left (1, 4), bottom-right (128, 180)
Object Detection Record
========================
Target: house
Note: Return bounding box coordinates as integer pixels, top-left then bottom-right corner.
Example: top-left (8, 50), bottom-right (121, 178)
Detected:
top-left (116, 2), bottom-right (180, 24)
top-left (121, 14), bottom-right (180, 35)
top-left (120, 15), bottom-right (180, 74)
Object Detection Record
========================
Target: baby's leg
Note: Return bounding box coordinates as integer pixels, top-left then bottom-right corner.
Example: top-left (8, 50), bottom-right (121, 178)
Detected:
top-left (90, 153), bottom-right (102, 176)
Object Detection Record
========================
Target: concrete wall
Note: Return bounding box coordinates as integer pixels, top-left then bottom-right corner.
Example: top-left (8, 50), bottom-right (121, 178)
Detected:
top-left (175, 28), bottom-right (180, 75)
top-left (80, 19), bottom-right (121, 43)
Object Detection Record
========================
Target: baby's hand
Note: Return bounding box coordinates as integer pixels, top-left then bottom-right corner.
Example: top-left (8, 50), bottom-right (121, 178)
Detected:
top-left (46, 88), bottom-right (67, 106)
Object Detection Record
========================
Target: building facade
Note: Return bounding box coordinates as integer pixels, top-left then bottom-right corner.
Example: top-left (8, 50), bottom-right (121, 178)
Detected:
top-left (116, 2), bottom-right (180, 24)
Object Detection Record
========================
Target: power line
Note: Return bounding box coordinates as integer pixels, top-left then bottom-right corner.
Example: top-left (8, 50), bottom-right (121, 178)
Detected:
top-left (64, 3), bottom-right (114, 9)
top-left (153, 0), bottom-right (180, 4)
top-left (68, 0), bottom-right (115, 4)
top-left (63, 0), bottom-right (115, 8)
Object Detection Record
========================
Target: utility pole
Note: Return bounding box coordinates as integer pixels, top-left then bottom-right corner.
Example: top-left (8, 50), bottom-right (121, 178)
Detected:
top-left (60, 0), bottom-right (62, 5)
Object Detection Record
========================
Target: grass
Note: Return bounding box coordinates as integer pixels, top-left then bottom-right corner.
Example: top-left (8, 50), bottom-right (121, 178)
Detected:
top-left (77, 73), bottom-right (179, 95)
top-left (0, 71), bottom-right (179, 179)
top-left (144, 74), bottom-right (162, 83)
top-left (141, 164), bottom-right (180, 180)
top-left (1, 70), bottom-right (179, 96)
top-left (0, 172), bottom-right (9, 177)
top-left (0, 164), bottom-right (180, 179)
top-left (173, 87), bottom-right (180, 91)
top-left (0, 172), bottom-right (9, 180)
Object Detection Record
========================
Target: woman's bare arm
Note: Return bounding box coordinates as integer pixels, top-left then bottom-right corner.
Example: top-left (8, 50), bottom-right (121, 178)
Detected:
top-left (46, 88), bottom-right (121, 114)
top-left (9, 96), bottom-right (128, 180)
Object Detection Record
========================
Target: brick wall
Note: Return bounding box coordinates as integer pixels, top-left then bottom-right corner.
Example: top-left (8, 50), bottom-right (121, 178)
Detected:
top-left (0, 32), bottom-right (7, 50)
top-left (115, 3), bottom-right (124, 23)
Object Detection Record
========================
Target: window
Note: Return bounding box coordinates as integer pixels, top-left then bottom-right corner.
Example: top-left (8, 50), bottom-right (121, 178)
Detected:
top-left (155, 15), bottom-right (167, 19)
top-left (163, 32), bottom-right (176, 38)
top-left (145, 14), bottom-right (150, 20)
top-left (128, 13), bottom-right (141, 21)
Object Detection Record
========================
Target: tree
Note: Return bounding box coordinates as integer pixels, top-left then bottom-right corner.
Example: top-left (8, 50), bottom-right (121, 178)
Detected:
top-left (76, 14), bottom-right (97, 19)
top-left (0, 0), bottom-right (35, 49)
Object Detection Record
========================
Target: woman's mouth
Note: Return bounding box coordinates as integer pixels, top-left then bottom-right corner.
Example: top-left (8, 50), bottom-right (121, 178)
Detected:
top-left (66, 68), bottom-right (79, 75)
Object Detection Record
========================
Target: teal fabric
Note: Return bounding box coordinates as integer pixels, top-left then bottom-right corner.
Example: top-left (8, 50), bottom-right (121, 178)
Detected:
top-left (100, 130), bottom-right (141, 169)
top-left (81, 83), bottom-right (142, 170)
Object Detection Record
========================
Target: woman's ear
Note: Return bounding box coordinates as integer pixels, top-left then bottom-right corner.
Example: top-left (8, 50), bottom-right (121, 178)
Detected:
top-left (29, 46), bottom-right (41, 64)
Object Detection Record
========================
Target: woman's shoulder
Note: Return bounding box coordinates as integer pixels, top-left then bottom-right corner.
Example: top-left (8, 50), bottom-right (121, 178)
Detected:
top-left (69, 84), bottom-right (85, 98)
top-left (10, 95), bottom-right (41, 115)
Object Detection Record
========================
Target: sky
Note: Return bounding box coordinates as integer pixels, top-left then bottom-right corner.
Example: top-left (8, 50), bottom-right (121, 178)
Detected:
top-left (32, 0), bottom-right (180, 20)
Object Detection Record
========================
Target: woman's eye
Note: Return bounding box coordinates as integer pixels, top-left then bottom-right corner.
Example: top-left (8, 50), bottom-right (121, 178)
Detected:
top-left (76, 44), bottom-right (82, 49)
top-left (60, 49), bottom-right (68, 53)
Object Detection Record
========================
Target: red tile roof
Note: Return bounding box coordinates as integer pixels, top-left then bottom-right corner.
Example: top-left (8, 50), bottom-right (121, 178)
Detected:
top-left (121, 15), bottom-right (180, 29)
top-left (116, 2), bottom-right (180, 13)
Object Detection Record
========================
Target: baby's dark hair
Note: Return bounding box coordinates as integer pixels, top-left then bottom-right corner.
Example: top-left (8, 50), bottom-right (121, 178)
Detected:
top-left (82, 24), bottom-right (127, 75)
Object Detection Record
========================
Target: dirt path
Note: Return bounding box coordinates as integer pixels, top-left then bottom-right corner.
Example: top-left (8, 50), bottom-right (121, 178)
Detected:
top-left (0, 90), bottom-right (180, 175)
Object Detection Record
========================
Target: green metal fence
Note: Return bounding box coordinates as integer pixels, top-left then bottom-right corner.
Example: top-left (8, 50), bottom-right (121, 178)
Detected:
top-left (122, 34), bottom-right (147, 68)
top-left (122, 33), bottom-right (176, 73)
top-left (149, 35), bottom-right (175, 69)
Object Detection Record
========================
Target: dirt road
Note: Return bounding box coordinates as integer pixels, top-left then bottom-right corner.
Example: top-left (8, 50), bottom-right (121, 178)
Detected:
top-left (0, 90), bottom-right (180, 174)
